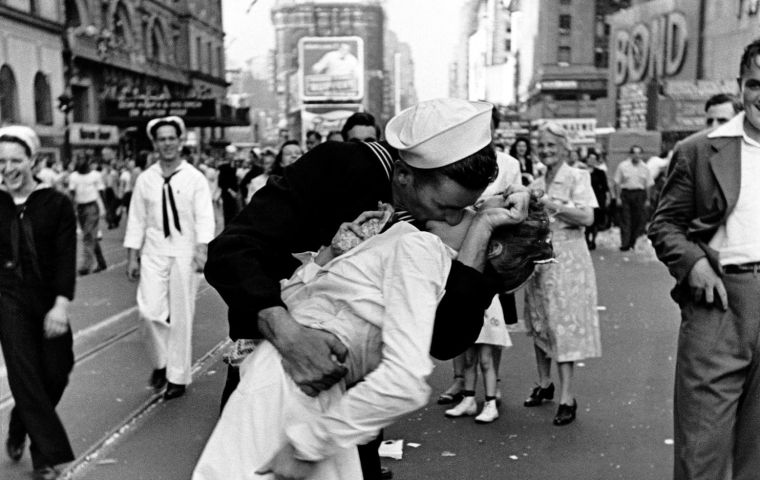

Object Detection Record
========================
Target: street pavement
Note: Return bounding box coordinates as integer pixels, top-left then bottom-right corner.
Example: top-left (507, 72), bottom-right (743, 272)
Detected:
top-left (0, 226), bottom-right (681, 480)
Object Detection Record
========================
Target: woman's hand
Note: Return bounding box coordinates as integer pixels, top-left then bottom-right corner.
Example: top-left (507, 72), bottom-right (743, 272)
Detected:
top-left (255, 443), bottom-right (316, 480)
top-left (44, 297), bottom-right (70, 338)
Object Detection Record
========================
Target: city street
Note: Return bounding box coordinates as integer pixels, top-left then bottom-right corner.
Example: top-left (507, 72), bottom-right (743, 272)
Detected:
top-left (0, 227), bottom-right (681, 480)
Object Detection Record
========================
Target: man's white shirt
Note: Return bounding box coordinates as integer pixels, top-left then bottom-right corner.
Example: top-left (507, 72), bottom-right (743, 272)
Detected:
top-left (123, 160), bottom-right (215, 257)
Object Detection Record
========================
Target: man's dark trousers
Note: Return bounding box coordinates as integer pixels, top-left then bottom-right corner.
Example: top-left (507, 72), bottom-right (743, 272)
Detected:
top-left (619, 189), bottom-right (647, 249)
top-left (0, 288), bottom-right (75, 469)
top-left (674, 272), bottom-right (760, 479)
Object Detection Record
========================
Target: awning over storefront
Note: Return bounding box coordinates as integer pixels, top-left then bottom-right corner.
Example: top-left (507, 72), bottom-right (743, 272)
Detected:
top-left (101, 98), bottom-right (249, 127)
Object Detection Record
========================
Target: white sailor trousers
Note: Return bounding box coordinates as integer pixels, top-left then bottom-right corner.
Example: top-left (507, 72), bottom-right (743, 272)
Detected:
top-left (137, 253), bottom-right (199, 385)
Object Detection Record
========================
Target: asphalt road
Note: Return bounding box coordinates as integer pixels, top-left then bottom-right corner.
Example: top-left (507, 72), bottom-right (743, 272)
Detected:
top-left (0, 227), bottom-right (682, 480)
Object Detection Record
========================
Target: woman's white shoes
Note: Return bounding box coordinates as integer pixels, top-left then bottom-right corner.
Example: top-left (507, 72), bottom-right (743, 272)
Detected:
top-left (444, 396), bottom-right (477, 417)
top-left (445, 397), bottom-right (499, 423)
top-left (475, 400), bottom-right (499, 423)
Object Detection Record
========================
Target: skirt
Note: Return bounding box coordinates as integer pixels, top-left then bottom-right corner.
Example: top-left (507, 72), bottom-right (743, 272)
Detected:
top-left (524, 235), bottom-right (602, 362)
top-left (192, 341), bottom-right (363, 480)
top-left (475, 295), bottom-right (512, 347)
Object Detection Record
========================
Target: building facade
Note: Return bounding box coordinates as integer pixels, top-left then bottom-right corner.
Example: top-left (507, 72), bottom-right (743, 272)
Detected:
top-left (607, 0), bottom-right (760, 149)
top-left (271, 0), bottom-right (386, 140)
top-left (510, 0), bottom-right (625, 127)
top-left (0, 0), bottom-right (66, 161)
top-left (64, 0), bottom-right (239, 157)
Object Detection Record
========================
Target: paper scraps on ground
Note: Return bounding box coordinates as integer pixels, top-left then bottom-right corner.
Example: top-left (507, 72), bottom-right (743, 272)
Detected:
top-left (407, 443), bottom-right (421, 448)
top-left (441, 451), bottom-right (456, 457)
top-left (379, 439), bottom-right (404, 460)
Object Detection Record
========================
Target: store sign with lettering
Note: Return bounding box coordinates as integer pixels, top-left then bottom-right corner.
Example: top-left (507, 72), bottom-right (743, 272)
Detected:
top-left (103, 99), bottom-right (217, 122)
top-left (614, 11), bottom-right (688, 86)
top-left (69, 123), bottom-right (119, 146)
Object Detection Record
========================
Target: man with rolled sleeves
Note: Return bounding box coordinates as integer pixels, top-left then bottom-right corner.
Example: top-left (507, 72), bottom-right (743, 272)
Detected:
top-left (649, 38), bottom-right (760, 480)
top-left (205, 98), bottom-right (530, 480)
top-left (124, 116), bottom-right (215, 400)
top-left (614, 145), bottom-right (653, 251)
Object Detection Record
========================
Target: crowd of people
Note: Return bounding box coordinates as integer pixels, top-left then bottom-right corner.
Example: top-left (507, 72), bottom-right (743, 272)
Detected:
top-left (0, 34), bottom-right (758, 478)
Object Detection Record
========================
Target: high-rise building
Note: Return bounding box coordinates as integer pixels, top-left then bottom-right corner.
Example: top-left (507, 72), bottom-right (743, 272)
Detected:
top-left (383, 30), bottom-right (417, 122)
top-left (510, 0), bottom-right (627, 124)
top-left (271, 0), bottom-right (386, 137)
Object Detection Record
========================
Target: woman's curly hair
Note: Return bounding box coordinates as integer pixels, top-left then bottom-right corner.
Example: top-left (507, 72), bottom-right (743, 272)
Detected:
top-left (486, 191), bottom-right (554, 292)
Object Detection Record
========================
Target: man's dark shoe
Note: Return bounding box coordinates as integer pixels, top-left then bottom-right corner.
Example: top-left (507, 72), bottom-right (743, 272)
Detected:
top-left (553, 399), bottom-right (578, 426)
top-left (619, 246), bottom-right (631, 252)
top-left (77, 268), bottom-right (90, 276)
top-left (5, 436), bottom-right (24, 461)
top-left (380, 466), bottom-right (393, 479)
top-left (524, 383), bottom-right (555, 407)
top-left (150, 368), bottom-right (167, 390)
top-left (32, 465), bottom-right (60, 480)
top-left (164, 382), bottom-right (186, 400)
top-left (92, 265), bottom-right (107, 274)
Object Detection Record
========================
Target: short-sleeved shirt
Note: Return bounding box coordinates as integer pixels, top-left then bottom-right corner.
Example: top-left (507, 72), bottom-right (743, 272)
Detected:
top-left (614, 159), bottom-right (654, 191)
top-left (530, 163), bottom-right (599, 231)
top-left (68, 170), bottom-right (105, 204)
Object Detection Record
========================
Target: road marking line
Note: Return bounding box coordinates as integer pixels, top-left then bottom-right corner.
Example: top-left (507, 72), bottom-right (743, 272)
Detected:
top-left (58, 338), bottom-right (231, 480)
top-left (0, 284), bottom-right (214, 404)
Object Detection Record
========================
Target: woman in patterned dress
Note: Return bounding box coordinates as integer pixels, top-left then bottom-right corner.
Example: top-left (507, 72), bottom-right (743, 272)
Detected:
top-left (522, 122), bottom-right (602, 426)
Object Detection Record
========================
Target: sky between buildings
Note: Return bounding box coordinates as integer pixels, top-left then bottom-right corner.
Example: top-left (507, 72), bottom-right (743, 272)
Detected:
top-left (222, 0), bottom-right (463, 101)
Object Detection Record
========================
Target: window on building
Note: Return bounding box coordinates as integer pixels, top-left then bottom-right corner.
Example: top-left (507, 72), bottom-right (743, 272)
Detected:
top-left (207, 41), bottom-right (213, 74)
top-left (558, 45), bottom-right (571, 65)
top-left (217, 46), bottom-right (224, 77)
top-left (34, 72), bottom-right (53, 125)
top-left (559, 14), bottom-right (571, 36)
top-left (151, 25), bottom-right (163, 61)
top-left (64, 0), bottom-right (81, 28)
top-left (72, 85), bottom-right (89, 123)
top-left (595, 47), bottom-right (608, 68)
top-left (196, 37), bottom-right (202, 71)
top-left (0, 65), bottom-right (19, 124)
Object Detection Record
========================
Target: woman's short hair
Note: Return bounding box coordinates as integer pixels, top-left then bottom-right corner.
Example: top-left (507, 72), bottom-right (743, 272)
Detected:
top-left (486, 193), bottom-right (553, 292)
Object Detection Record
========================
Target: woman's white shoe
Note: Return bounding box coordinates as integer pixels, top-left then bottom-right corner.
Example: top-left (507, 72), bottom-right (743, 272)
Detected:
top-left (475, 400), bottom-right (499, 423)
top-left (444, 396), bottom-right (477, 417)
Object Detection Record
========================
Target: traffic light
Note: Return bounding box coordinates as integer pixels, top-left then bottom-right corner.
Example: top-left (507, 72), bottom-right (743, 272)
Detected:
top-left (57, 94), bottom-right (72, 114)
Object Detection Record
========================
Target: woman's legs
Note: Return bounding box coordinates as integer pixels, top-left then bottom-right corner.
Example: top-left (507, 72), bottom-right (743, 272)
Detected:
top-left (475, 345), bottom-right (499, 423)
top-left (438, 353), bottom-right (465, 403)
top-left (557, 361), bottom-right (575, 405)
top-left (445, 348), bottom-right (478, 417)
top-left (478, 346), bottom-right (497, 398)
top-left (534, 343), bottom-right (552, 388)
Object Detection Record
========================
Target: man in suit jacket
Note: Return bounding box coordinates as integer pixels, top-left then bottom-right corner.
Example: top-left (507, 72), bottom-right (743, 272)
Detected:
top-left (649, 38), bottom-right (760, 480)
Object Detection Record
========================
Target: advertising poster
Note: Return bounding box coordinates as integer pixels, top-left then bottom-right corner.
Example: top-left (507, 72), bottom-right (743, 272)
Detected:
top-left (299, 36), bottom-right (364, 102)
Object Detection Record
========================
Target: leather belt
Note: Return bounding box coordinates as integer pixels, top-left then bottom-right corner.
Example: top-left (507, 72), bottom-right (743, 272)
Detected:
top-left (723, 262), bottom-right (760, 274)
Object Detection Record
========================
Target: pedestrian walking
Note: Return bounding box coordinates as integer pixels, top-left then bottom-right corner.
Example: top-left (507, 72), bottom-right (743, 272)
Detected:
top-left (523, 121), bottom-right (601, 426)
top-left (0, 126), bottom-right (76, 480)
top-left (584, 150), bottom-right (610, 250)
top-left (123, 116), bottom-right (215, 400)
top-left (204, 98), bottom-right (531, 480)
top-left (648, 38), bottom-right (760, 480)
top-left (613, 145), bottom-right (653, 251)
top-left (68, 156), bottom-right (107, 275)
